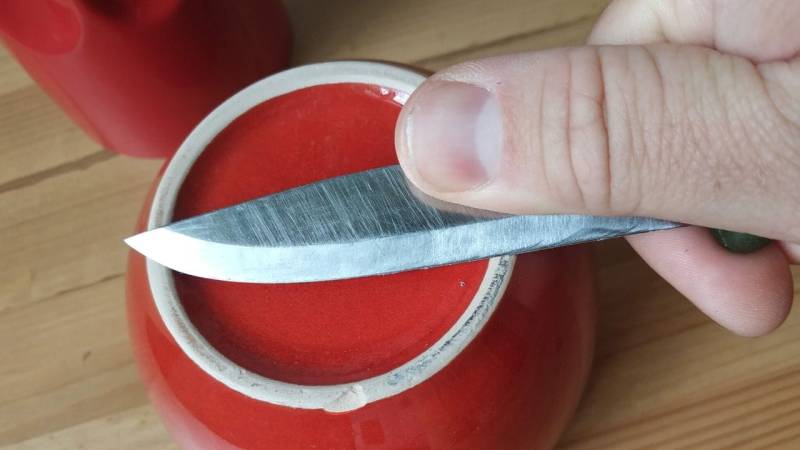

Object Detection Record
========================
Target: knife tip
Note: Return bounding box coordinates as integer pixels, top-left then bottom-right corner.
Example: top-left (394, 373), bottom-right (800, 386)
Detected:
top-left (124, 232), bottom-right (145, 254)
top-left (124, 229), bottom-right (168, 260)
top-left (122, 228), bottom-right (214, 280)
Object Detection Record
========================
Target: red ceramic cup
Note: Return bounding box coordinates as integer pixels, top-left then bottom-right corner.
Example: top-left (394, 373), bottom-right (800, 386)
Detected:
top-left (127, 62), bottom-right (596, 449)
top-left (0, 0), bottom-right (291, 158)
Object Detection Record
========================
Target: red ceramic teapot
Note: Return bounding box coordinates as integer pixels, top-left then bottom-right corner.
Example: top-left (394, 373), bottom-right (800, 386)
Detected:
top-left (0, 0), bottom-right (291, 157)
top-left (126, 61), bottom-right (596, 449)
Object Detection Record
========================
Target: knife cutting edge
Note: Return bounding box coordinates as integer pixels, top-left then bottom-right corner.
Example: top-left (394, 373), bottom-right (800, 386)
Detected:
top-left (125, 165), bottom-right (680, 283)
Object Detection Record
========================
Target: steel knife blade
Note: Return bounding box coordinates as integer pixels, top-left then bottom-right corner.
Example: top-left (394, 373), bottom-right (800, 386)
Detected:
top-left (125, 165), bottom-right (679, 283)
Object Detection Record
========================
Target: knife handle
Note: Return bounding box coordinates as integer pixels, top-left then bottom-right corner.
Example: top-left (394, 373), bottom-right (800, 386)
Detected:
top-left (710, 229), bottom-right (772, 254)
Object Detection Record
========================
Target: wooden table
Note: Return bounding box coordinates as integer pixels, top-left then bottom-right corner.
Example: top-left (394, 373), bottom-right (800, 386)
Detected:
top-left (1, 1), bottom-right (798, 448)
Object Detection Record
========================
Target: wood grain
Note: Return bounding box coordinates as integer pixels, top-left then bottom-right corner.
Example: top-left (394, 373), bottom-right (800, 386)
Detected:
top-left (1, 406), bottom-right (176, 450)
top-left (285, 0), bottom-right (608, 63)
top-left (0, 0), bottom-right (798, 448)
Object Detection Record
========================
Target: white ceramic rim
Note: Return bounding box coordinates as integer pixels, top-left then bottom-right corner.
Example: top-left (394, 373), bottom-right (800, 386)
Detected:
top-left (144, 61), bottom-right (516, 412)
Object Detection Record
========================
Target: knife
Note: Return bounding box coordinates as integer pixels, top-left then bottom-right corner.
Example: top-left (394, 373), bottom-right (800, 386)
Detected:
top-left (125, 165), bottom-right (680, 283)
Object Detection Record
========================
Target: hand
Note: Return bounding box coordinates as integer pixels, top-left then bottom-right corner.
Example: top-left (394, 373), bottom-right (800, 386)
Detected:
top-left (395, 0), bottom-right (799, 336)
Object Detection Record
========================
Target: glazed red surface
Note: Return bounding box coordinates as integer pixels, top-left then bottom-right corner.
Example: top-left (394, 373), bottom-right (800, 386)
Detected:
top-left (0, 0), bottom-right (290, 157)
top-left (172, 84), bottom-right (486, 385)
top-left (127, 80), bottom-right (597, 449)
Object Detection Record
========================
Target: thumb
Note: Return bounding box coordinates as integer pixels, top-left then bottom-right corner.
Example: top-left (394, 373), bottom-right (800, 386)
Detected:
top-left (395, 45), bottom-right (800, 242)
